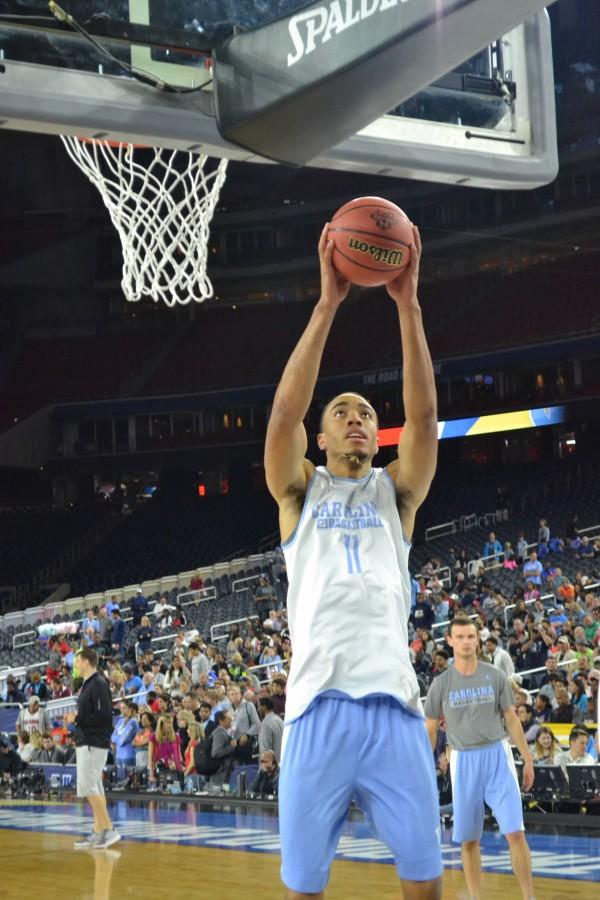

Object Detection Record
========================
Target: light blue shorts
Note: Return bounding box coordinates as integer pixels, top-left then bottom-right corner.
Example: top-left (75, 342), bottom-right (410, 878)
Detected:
top-left (278, 692), bottom-right (442, 894)
top-left (449, 739), bottom-right (524, 844)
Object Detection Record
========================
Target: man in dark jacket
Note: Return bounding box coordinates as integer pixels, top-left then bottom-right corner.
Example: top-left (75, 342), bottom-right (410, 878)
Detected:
top-left (110, 609), bottom-right (126, 660)
top-left (0, 738), bottom-right (24, 777)
top-left (131, 588), bottom-right (148, 627)
top-left (70, 648), bottom-right (121, 850)
top-left (2, 676), bottom-right (26, 704)
top-left (208, 710), bottom-right (237, 785)
top-left (249, 750), bottom-right (279, 797)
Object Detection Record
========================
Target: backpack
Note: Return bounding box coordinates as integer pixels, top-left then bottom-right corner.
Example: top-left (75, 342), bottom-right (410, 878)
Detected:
top-left (193, 732), bottom-right (221, 776)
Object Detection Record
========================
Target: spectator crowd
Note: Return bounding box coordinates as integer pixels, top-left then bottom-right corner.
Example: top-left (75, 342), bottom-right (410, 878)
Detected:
top-left (1, 519), bottom-right (599, 809)
top-left (0, 577), bottom-right (289, 797)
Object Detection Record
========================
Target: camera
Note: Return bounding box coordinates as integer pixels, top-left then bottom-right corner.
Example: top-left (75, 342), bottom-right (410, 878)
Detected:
top-left (5, 769), bottom-right (47, 799)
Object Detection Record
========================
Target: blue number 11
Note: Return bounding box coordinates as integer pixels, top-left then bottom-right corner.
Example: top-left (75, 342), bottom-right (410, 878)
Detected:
top-left (343, 534), bottom-right (362, 574)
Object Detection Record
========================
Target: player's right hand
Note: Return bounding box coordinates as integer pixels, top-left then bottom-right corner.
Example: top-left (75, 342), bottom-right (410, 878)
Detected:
top-left (318, 223), bottom-right (350, 310)
top-left (522, 758), bottom-right (535, 792)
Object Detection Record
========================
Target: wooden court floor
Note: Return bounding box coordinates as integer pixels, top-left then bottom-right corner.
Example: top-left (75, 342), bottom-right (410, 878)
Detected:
top-left (0, 828), bottom-right (598, 900)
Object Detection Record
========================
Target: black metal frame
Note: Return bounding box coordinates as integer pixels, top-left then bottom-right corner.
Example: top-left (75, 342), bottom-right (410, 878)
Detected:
top-left (0, 3), bottom-right (221, 53)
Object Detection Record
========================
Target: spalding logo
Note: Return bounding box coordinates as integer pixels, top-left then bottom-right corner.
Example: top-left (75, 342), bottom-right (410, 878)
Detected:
top-left (287, 0), bottom-right (412, 68)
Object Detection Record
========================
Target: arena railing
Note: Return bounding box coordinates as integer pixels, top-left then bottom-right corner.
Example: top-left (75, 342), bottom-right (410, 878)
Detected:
top-left (176, 586), bottom-right (216, 605)
top-left (232, 574), bottom-right (263, 594)
top-left (210, 615), bottom-right (260, 644)
top-left (425, 512), bottom-right (483, 542)
top-left (416, 566), bottom-right (452, 588)
top-left (467, 523), bottom-right (600, 578)
top-left (0, 551), bottom-right (276, 635)
top-left (503, 581), bottom-right (600, 628)
top-left (248, 660), bottom-right (288, 684)
top-left (0, 660), bottom-right (49, 695)
top-left (12, 630), bottom-right (37, 651)
top-left (134, 631), bottom-right (182, 661)
top-left (432, 614), bottom-right (479, 637)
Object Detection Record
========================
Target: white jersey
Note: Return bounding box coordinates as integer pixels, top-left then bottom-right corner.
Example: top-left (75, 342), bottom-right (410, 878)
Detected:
top-left (282, 465), bottom-right (421, 723)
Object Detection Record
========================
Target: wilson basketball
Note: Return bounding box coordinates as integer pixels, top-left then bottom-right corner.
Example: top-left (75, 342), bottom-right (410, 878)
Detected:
top-left (329, 197), bottom-right (413, 287)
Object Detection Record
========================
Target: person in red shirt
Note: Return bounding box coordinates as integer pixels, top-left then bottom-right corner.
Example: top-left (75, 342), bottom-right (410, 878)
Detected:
top-left (190, 572), bottom-right (204, 592)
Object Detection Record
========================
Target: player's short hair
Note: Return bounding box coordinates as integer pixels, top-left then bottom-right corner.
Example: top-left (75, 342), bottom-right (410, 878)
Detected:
top-left (485, 635), bottom-right (498, 646)
top-left (78, 648), bottom-right (98, 668)
top-left (448, 616), bottom-right (479, 636)
top-left (259, 696), bottom-right (275, 712)
top-left (569, 726), bottom-right (589, 744)
top-left (319, 393), bottom-right (377, 432)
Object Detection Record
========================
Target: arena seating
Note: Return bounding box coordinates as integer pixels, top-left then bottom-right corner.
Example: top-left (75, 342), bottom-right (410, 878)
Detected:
top-left (415, 455), bottom-right (600, 543)
top-left (0, 557), bottom-right (281, 671)
top-left (0, 254), bottom-right (596, 427)
top-left (0, 506), bottom-right (108, 586)
top-left (426, 255), bottom-right (600, 360)
top-left (0, 332), bottom-right (164, 432)
top-left (61, 492), bottom-right (278, 597)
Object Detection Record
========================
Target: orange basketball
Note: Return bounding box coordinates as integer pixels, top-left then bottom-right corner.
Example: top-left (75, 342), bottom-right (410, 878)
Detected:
top-left (328, 197), bottom-right (413, 287)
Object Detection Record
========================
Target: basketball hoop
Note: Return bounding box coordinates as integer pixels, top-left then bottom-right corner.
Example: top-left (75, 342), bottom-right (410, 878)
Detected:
top-left (60, 136), bottom-right (228, 307)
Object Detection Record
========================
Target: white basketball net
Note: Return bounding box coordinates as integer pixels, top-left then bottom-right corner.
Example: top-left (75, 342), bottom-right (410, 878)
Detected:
top-left (61, 136), bottom-right (228, 307)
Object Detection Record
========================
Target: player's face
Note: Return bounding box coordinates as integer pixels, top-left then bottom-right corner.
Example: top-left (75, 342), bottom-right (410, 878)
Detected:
top-left (318, 394), bottom-right (379, 462)
top-left (448, 625), bottom-right (479, 658)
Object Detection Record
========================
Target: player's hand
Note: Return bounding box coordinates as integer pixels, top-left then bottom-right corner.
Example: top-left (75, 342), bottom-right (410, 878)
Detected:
top-left (522, 758), bottom-right (535, 792)
top-left (318, 223), bottom-right (351, 310)
top-left (386, 224), bottom-right (421, 310)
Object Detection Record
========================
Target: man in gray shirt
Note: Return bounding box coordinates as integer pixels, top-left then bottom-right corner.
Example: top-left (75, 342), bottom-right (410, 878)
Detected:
top-left (425, 615), bottom-right (535, 900)
top-left (188, 642), bottom-right (210, 685)
top-left (258, 697), bottom-right (284, 763)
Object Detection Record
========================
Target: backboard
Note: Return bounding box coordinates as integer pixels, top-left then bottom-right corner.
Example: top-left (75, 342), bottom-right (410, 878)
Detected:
top-left (0, 1), bottom-right (558, 188)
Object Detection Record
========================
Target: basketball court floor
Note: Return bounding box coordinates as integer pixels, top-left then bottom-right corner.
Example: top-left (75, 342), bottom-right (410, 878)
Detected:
top-left (0, 798), bottom-right (598, 899)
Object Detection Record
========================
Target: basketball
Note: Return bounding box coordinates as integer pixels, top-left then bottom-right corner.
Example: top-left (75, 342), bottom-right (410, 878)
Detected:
top-left (328, 197), bottom-right (413, 287)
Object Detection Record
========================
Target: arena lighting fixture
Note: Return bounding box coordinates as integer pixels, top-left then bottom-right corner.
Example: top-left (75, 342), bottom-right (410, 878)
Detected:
top-left (377, 405), bottom-right (566, 447)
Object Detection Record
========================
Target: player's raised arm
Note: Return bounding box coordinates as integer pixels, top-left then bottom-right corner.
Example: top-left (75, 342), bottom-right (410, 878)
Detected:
top-left (385, 225), bottom-right (438, 539)
top-left (264, 225), bottom-right (350, 505)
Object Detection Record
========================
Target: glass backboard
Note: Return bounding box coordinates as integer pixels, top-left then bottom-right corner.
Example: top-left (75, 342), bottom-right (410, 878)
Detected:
top-left (0, 1), bottom-right (558, 188)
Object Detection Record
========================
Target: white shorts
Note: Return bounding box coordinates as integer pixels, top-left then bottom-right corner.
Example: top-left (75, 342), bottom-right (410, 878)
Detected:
top-left (75, 746), bottom-right (108, 798)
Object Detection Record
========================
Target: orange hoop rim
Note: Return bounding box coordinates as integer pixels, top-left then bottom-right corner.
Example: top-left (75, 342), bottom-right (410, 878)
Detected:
top-left (75, 135), bottom-right (149, 150)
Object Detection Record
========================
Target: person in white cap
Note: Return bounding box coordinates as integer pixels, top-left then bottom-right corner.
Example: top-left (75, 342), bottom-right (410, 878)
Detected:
top-left (16, 696), bottom-right (51, 735)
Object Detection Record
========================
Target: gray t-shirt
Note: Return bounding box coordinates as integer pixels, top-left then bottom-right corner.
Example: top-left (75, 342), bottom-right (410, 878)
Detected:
top-left (424, 661), bottom-right (514, 751)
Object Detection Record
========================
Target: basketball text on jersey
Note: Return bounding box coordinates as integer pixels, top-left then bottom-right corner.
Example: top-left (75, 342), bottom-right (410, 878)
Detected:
top-left (448, 685), bottom-right (496, 708)
top-left (287, 0), bottom-right (412, 67)
top-left (312, 500), bottom-right (384, 530)
top-left (282, 467), bottom-right (421, 724)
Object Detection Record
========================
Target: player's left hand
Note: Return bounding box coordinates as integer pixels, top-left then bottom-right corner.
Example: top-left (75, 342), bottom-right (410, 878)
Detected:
top-left (386, 224), bottom-right (421, 310)
top-left (522, 758), bottom-right (535, 792)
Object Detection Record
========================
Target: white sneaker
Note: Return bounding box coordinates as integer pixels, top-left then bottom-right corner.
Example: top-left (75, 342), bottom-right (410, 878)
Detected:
top-left (73, 832), bottom-right (102, 849)
top-left (94, 829), bottom-right (121, 849)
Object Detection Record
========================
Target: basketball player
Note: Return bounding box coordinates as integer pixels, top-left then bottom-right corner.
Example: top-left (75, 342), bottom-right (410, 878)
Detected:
top-left (424, 616), bottom-right (535, 900)
top-left (265, 224), bottom-right (442, 899)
